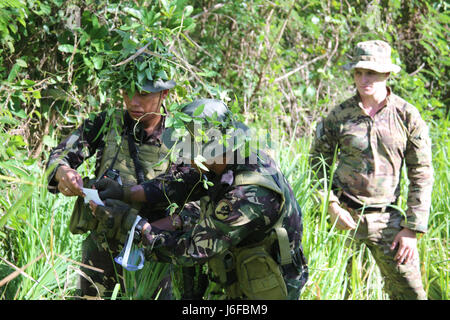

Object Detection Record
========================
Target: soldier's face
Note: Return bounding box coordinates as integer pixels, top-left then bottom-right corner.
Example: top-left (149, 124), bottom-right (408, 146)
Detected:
top-left (122, 90), bottom-right (168, 121)
top-left (353, 68), bottom-right (389, 98)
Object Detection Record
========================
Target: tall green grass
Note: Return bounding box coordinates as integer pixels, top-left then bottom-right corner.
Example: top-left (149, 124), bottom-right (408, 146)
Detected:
top-left (0, 121), bottom-right (448, 300)
top-left (274, 120), bottom-right (448, 300)
top-left (0, 156), bottom-right (171, 300)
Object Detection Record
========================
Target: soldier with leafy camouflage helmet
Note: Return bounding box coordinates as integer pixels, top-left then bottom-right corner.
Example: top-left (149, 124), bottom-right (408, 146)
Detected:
top-left (310, 40), bottom-right (433, 299)
top-left (45, 39), bottom-right (196, 299)
top-left (91, 99), bottom-right (309, 300)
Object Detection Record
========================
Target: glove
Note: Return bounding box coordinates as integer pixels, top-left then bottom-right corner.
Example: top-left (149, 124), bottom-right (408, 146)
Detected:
top-left (93, 199), bottom-right (138, 240)
top-left (94, 177), bottom-right (132, 203)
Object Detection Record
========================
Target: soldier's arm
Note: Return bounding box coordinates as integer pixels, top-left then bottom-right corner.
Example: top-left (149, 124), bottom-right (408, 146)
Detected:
top-left (46, 112), bottom-right (108, 193)
top-left (310, 112), bottom-right (340, 204)
top-left (402, 108), bottom-right (434, 233)
top-left (139, 185), bottom-right (282, 266)
top-left (94, 164), bottom-right (203, 205)
top-left (140, 164), bottom-right (204, 204)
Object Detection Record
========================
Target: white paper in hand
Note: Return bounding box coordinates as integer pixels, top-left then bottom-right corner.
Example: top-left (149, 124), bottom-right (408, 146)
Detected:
top-left (82, 188), bottom-right (105, 206)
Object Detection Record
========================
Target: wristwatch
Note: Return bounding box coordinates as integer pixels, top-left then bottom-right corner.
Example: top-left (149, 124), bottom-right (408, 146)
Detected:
top-left (134, 218), bottom-right (148, 242)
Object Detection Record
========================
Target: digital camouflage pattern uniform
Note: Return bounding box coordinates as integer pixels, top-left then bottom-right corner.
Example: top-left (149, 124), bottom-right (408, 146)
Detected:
top-left (46, 110), bottom-right (178, 299)
top-left (311, 89), bottom-right (433, 299)
top-left (138, 153), bottom-right (308, 300)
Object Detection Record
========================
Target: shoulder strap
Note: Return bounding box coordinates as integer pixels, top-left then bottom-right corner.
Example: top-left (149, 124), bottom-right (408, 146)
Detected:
top-left (127, 132), bottom-right (146, 184)
top-left (233, 170), bottom-right (291, 265)
top-left (97, 111), bottom-right (125, 182)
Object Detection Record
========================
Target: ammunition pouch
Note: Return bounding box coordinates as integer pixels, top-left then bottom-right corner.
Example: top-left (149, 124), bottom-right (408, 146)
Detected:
top-left (236, 244), bottom-right (287, 300)
top-left (208, 229), bottom-right (289, 300)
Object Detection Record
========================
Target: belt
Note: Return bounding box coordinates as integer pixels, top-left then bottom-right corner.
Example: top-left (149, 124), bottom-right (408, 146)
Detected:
top-left (339, 193), bottom-right (388, 213)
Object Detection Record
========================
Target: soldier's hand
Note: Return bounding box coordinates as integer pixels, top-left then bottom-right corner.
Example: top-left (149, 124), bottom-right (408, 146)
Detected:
top-left (90, 199), bottom-right (130, 230)
top-left (328, 202), bottom-right (357, 230)
top-left (390, 228), bottom-right (418, 265)
top-left (94, 178), bottom-right (125, 201)
top-left (56, 165), bottom-right (84, 197)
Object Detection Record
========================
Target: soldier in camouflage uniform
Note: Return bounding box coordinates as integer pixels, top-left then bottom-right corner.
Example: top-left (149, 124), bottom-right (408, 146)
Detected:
top-left (91, 99), bottom-right (308, 299)
top-left (310, 40), bottom-right (433, 299)
top-left (45, 46), bottom-right (191, 299)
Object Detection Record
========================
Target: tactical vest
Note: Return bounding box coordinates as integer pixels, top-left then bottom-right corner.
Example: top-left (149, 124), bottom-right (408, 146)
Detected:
top-left (207, 168), bottom-right (295, 300)
top-left (97, 112), bottom-right (169, 202)
top-left (69, 110), bottom-right (169, 236)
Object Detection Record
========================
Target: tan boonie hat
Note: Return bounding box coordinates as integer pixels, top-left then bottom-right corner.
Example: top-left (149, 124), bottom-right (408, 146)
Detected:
top-left (343, 40), bottom-right (401, 73)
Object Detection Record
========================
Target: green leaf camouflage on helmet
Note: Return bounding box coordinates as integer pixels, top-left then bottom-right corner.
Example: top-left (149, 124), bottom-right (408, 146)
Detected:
top-left (162, 99), bottom-right (265, 165)
top-left (98, 35), bottom-right (177, 100)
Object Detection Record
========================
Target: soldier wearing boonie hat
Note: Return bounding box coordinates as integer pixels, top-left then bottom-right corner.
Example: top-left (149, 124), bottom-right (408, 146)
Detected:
top-left (311, 40), bottom-right (433, 299)
top-left (343, 40), bottom-right (401, 73)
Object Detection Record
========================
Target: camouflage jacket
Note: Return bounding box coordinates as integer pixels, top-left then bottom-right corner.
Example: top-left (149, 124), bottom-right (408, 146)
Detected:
top-left (310, 89), bottom-right (433, 233)
top-left (138, 154), bottom-right (305, 280)
top-left (46, 110), bottom-right (165, 192)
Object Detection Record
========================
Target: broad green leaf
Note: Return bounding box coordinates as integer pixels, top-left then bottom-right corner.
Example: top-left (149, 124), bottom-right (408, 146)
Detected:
top-left (7, 64), bottom-right (20, 82)
top-left (58, 44), bottom-right (75, 53)
top-left (193, 103), bottom-right (205, 116)
top-left (177, 113), bottom-right (192, 122)
top-left (43, 135), bottom-right (57, 148)
top-left (16, 58), bottom-right (27, 67)
top-left (92, 56), bottom-right (103, 70)
top-left (194, 155), bottom-right (209, 172)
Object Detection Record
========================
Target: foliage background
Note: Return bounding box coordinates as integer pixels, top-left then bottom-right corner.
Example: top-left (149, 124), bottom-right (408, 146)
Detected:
top-left (0, 0), bottom-right (448, 299)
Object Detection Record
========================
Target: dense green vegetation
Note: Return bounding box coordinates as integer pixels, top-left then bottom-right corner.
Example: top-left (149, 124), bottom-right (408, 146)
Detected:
top-left (0, 0), bottom-right (448, 299)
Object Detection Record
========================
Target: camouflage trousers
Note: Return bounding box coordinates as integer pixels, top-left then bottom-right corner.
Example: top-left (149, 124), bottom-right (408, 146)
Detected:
top-left (344, 206), bottom-right (427, 300)
top-left (283, 262), bottom-right (309, 300)
top-left (79, 231), bottom-right (172, 300)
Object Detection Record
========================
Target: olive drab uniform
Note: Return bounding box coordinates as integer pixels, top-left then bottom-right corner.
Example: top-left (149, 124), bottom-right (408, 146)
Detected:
top-left (48, 110), bottom-right (175, 298)
top-left (139, 155), bottom-right (308, 300)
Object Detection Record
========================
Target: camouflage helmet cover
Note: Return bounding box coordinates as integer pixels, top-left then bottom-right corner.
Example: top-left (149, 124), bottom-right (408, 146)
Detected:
top-left (162, 99), bottom-right (251, 160)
